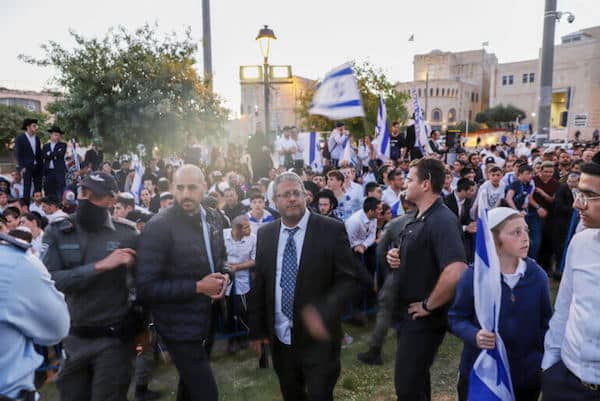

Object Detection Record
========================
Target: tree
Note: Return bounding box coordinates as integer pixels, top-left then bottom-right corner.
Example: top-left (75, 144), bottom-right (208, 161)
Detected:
top-left (475, 104), bottom-right (526, 128)
top-left (0, 104), bottom-right (49, 152)
top-left (296, 61), bottom-right (410, 138)
top-left (20, 24), bottom-right (229, 153)
top-left (454, 120), bottom-right (481, 133)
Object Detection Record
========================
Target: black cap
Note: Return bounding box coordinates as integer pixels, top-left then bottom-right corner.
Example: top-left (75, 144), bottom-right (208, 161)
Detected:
top-left (41, 196), bottom-right (61, 206)
top-left (47, 125), bottom-right (64, 135)
top-left (82, 171), bottom-right (119, 197)
top-left (485, 156), bottom-right (496, 164)
top-left (335, 122), bottom-right (345, 128)
top-left (22, 118), bottom-right (38, 130)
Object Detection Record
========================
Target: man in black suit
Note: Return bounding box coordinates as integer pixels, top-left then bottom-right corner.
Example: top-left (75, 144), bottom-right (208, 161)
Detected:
top-left (84, 141), bottom-right (103, 171)
top-left (15, 118), bottom-right (42, 203)
top-left (443, 178), bottom-right (477, 263)
top-left (42, 126), bottom-right (68, 199)
top-left (249, 172), bottom-right (364, 401)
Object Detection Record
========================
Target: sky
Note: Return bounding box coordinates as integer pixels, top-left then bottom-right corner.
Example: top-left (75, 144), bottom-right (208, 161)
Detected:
top-left (1, 0), bottom-right (598, 118)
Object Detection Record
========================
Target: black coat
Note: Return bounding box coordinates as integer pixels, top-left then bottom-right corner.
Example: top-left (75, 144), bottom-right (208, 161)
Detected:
top-left (248, 213), bottom-right (364, 351)
top-left (15, 133), bottom-right (42, 171)
top-left (444, 193), bottom-right (475, 262)
top-left (136, 204), bottom-right (227, 342)
top-left (42, 141), bottom-right (67, 175)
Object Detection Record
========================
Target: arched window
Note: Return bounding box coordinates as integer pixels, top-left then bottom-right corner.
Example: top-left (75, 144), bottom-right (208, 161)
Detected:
top-left (448, 108), bottom-right (457, 123)
top-left (432, 108), bottom-right (442, 122)
top-left (441, 88), bottom-right (445, 96)
top-left (435, 88), bottom-right (439, 96)
top-left (418, 88), bottom-right (422, 97)
top-left (430, 88), bottom-right (433, 97)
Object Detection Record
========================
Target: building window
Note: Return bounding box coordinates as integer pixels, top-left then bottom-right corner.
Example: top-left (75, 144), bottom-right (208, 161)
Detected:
top-left (475, 93), bottom-right (479, 103)
top-left (432, 108), bottom-right (442, 122)
top-left (448, 108), bottom-right (456, 123)
top-left (418, 88), bottom-right (421, 97)
top-left (435, 88), bottom-right (439, 97)
top-left (502, 76), bottom-right (507, 86)
top-left (441, 88), bottom-right (445, 97)
top-left (471, 92), bottom-right (475, 102)
top-left (529, 73), bottom-right (535, 83)
top-left (508, 75), bottom-right (514, 85)
top-left (523, 73), bottom-right (528, 84)
top-left (430, 88), bottom-right (433, 97)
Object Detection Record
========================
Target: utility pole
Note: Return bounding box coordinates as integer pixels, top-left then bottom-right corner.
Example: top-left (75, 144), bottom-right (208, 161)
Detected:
top-left (202, 0), bottom-right (213, 88)
top-left (536, 0), bottom-right (557, 147)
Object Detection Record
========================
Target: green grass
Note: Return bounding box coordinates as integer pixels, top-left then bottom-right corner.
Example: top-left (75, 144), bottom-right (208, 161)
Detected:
top-left (40, 280), bottom-right (560, 401)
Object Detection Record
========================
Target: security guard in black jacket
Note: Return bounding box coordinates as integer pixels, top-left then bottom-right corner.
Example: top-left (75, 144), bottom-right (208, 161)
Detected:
top-left (42, 171), bottom-right (138, 401)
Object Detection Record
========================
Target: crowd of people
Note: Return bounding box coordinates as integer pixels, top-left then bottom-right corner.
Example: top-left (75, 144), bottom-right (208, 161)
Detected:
top-left (1, 117), bottom-right (600, 401)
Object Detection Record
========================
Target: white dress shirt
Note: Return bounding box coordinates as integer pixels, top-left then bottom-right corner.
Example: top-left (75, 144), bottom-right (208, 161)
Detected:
top-left (48, 142), bottom-right (56, 169)
top-left (328, 129), bottom-right (346, 160)
top-left (345, 210), bottom-right (377, 249)
top-left (223, 229), bottom-right (256, 296)
top-left (275, 209), bottom-right (310, 345)
top-left (542, 228), bottom-right (600, 385)
top-left (382, 187), bottom-right (405, 216)
top-left (453, 191), bottom-right (466, 219)
top-left (26, 133), bottom-right (37, 156)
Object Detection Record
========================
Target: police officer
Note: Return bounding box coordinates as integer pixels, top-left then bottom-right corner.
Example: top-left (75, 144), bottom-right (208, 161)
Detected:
top-left (0, 233), bottom-right (69, 401)
top-left (42, 171), bottom-right (138, 401)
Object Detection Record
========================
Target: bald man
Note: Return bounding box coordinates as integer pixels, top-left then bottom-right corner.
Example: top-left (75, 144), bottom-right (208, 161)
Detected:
top-left (136, 165), bottom-right (231, 401)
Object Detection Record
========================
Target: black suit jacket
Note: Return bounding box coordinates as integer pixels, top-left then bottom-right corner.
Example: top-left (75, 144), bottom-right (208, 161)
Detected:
top-left (249, 212), bottom-right (364, 350)
top-left (444, 193), bottom-right (475, 261)
top-left (15, 133), bottom-right (42, 171)
top-left (553, 183), bottom-right (574, 223)
top-left (42, 142), bottom-right (67, 174)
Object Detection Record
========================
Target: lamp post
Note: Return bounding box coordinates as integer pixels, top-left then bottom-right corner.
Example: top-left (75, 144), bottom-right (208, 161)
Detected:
top-left (256, 25), bottom-right (277, 141)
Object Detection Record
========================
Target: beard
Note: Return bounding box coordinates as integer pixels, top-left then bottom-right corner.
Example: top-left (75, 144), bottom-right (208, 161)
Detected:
top-left (76, 199), bottom-right (109, 232)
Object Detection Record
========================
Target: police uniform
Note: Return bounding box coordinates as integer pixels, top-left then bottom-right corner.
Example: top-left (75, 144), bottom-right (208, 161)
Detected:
top-left (41, 172), bottom-right (138, 401)
top-left (0, 233), bottom-right (69, 401)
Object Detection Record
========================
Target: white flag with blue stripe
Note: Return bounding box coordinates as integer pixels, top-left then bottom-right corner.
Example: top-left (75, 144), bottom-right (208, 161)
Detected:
top-left (469, 206), bottom-right (515, 401)
top-left (309, 63), bottom-right (365, 120)
top-left (71, 139), bottom-right (81, 171)
top-left (373, 96), bottom-right (390, 160)
top-left (130, 155), bottom-right (145, 205)
top-left (411, 88), bottom-right (432, 155)
top-left (340, 134), bottom-right (358, 166)
top-left (302, 131), bottom-right (323, 172)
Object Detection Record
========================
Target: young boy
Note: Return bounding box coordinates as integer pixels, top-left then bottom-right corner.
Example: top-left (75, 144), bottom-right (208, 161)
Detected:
top-left (247, 190), bottom-right (275, 234)
top-left (476, 166), bottom-right (506, 212)
top-left (505, 164), bottom-right (543, 214)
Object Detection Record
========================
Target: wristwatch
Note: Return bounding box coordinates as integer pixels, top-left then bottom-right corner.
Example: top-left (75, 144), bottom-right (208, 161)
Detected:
top-left (422, 298), bottom-right (432, 313)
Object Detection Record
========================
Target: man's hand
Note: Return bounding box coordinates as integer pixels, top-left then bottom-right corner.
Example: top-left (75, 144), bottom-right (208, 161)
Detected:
top-left (95, 248), bottom-right (136, 272)
top-left (353, 245), bottom-right (366, 254)
top-left (476, 329), bottom-right (496, 349)
top-left (537, 207), bottom-right (548, 218)
top-left (251, 338), bottom-right (270, 358)
top-left (408, 301), bottom-right (431, 320)
top-left (386, 248), bottom-right (401, 269)
top-left (301, 304), bottom-right (330, 341)
top-left (465, 222), bottom-right (478, 234)
top-left (196, 273), bottom-right (227, 298)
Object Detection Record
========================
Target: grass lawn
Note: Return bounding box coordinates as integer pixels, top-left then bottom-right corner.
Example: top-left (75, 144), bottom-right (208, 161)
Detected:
top-left (40, 281), bottom-right (559, 401)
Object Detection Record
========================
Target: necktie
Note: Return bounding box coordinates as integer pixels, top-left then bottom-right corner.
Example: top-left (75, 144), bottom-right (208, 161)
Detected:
top-left (281, 227), bottom-right (300, 321)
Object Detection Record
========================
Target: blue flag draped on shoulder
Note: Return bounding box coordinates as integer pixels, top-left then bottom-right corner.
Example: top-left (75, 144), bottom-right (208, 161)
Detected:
top-left (469, 206), bottom-right (515, 401)
top-left (411, 88), bottom-right (432, 155)
top-left (309, 63), bottom-right (365, 120)
top-left (302, 131), bottom-right (323, 172)
top-left (374, 96), bottom-right (390, 160)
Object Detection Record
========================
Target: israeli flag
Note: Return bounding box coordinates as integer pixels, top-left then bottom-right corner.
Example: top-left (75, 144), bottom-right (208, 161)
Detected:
top-left (340, 135), bottom-right (358, 166)
top-left (309, 63), bottom-right (365, 120)
top-left (130, 155), bottom-right (145, 204)
top-left (390, 200), bottom-right (403, 218)
top-left (302, 131), bottom-right (323, 172)
top-left (374, 96), bottom-right (390, 160)
top-left (71, 139), bottom-right (80, 171)
top-left (411, 88), bottom-right (432, 155)
top-left (469, 206), bottom-right (515, 401)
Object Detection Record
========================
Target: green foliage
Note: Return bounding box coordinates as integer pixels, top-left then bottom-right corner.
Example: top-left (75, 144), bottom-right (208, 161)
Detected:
top-left (454, 120), bottom-right (481, 133)
top-left (0, 104), bottom-right (49, 151)
top-left (20, 24), bottom-right (229, 153)
top-left (476, 104), bottom-right (526, 128)
top-left (296, 61), bottom-right (410, 138)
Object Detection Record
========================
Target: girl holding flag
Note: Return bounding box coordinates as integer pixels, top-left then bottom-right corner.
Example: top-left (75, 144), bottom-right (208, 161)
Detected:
top-left (449, 207), bottom-right (553, 401)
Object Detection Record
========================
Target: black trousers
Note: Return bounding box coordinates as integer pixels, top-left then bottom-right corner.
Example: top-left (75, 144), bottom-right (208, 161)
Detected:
top-left (457, 373), bottom-right (540, 401)
top-left (44, 169), bottom-right (66, 199)
top-left (271, 338), bottom-right (341, 401)
top-left (542, 360), bottom-right (600, 401)
top-left (22, 167), bottom-right (41, 203)
top-left (164, 340), bottom-right (218, 401)
top-left (394, 326), bottom-right (445, 401)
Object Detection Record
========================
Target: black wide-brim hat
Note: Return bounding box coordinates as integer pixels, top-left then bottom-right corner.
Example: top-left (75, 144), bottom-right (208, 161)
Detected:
top-left (47, 125), bottom-right (64, 135)
top-left (82, 171), bottom-right (119, 197)
top-left (22, 118), bottom-right (38, 130)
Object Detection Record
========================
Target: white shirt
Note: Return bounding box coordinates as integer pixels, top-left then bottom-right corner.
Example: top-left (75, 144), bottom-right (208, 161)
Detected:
top-left (501, 259), bottom-right (526, 289)
top-left (26, 133), bottom-right (37, 156)
top-left (328, 129), bottom-right (346, 160)
top-left (476, 181), bottom-right (506, 211)
top-left (345, 210), bottom-right (377, 249)
top-left (275, 210), bottom-right (310, 345)
top-left (29, 202), bottom-right (46, 217)
top-left (11, 181), bottom-right (24, 200)
top-left (293, 137), bottom-right (304, 161)
top-left (247, 210), bottom-right (276, 235)
top-left (31, 231), bottom-right (44, 256)
top-left (48, 142), bottom-right (56, 169)
top-left (223, 229), bottom-right (256, 296)
top-left (382, 187), bottom-right (405, 217)
top-left (46, 210), bottom-right (68, 224)
top-left (346, 181), bottom-right (363, 202)
top-left (276, 137), bottom-right (297, 166)
top-left (542, 228), bottom-right (600, 384)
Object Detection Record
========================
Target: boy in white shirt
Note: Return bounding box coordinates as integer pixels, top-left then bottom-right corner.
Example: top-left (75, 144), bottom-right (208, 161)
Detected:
top-left (475, 166), bottom-right (506, 213)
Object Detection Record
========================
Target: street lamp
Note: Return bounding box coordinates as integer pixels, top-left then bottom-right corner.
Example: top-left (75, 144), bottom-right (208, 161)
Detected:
top-left (256, 25), bottom-right (277, 140)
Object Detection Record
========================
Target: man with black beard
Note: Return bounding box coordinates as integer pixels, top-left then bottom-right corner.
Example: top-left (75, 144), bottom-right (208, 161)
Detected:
top-left (42, 171), bottom-right (138, 401)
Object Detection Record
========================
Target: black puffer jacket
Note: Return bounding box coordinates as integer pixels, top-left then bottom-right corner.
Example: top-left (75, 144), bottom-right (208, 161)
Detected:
top-left (136, 203), bottom-right (226, 342)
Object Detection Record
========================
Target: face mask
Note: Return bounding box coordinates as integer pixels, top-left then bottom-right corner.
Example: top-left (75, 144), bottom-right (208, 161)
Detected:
top-left (76, 199), bottom-right (109, 231)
